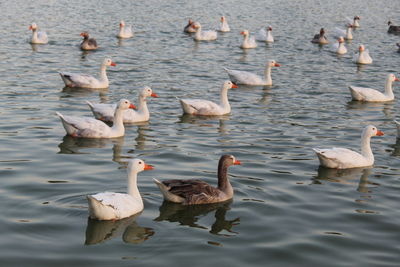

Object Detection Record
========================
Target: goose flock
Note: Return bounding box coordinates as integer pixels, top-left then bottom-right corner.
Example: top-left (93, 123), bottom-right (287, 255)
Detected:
top-left (28, 15), bottom-right (400, 221)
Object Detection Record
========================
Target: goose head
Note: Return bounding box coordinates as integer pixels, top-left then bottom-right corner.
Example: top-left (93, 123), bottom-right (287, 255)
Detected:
top-left (354, 16), bottom-right (360, 21)
top-left (319, 28), bottom-right (326, 36)
top-left (338, 36), bottom-right (345, 43)
top-left (191, 22), bottom-right (201, 30)
top-left (358, 44), bottom-right (366, 52)
top-left (240, 30), bottom-right (250, 37)
top-left (388, 20), bottom-right (393, 26)
top-left (103, 58), bottom-right (117, 67)
top-left (119, 20), bottom-right (125, 28)
top-left (267, 26), bottom-right (273, 31)
top-left (363, 125), bottom-right (384, 138)
top-left (268, 60), bottom-right (281, 68)
top-left (80, 32), bottom-right (90, 39)
top-left (387, 73), bottom-right (399, 83)
top-left (140, 86), bottom-right (159, 98)
top-left (128, 159), bottom-right (154, 174)
top-left (221, 16), bottom-right (226, 22)
top-left (220, 155), bottom-right (241, 167)
top-left (117, 99), bottom-right (136, 110)
top-left (29, 23), bottom-right (38, 31)
top-left (223, 80), bottom-right (238, 90)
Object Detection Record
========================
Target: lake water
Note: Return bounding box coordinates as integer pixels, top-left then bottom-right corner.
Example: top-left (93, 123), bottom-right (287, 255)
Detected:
top-left (1, 0), bottom-right (400, 266)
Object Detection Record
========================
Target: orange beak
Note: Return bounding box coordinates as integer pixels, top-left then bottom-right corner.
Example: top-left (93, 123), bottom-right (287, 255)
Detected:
top-left (376, 130), bottom-right (384, 136)
top-left (395, 77), bottom-right (399, 82)
top-left (119, 23), bottom-right (123, 27)
top-left (240, 31), bottom-right (245, 35)
top-left (129, 103), bottom-right (136, 109)
top-left (231, 82), bottom-right (238, 88)
top-left (274, 63), bottom-right (281, 67)
top-left (144, 164), bottom-right (154, 170)
top-left (29, 26), bottom-right (33, 30)
top-left (151, 92), bottom-right (159, 98)
top-left (234, 160), bottom-right (241, 165)
top-left (110, 62), bottom-right (116, 67)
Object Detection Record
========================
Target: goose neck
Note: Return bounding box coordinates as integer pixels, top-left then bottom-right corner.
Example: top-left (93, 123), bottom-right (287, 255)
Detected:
top-left (137, 95), bottom-right (149, 115)
top-left (360, 132), bottom-right (373, 160)
top-left (384, 77), bottom-right (394, 97)
top-left (217, 161), bottom-right (233, 195)
top-left (127, 170), bottom-right (142, 202)
top-left (264, 65), bottom-right (272, 84)
top-left (219, 86), bottom-right (230, 110)
top-left (111, 107), bottom-right (125, 133)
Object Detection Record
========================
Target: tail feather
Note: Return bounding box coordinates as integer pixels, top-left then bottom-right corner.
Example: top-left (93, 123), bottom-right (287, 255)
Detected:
top-left (153, 178), bottom-right (185, 203)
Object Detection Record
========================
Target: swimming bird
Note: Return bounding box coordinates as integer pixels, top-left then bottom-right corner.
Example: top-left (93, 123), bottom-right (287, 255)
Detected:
top-left (218, 16), bottom-right (230, 32)
top-left (59, 58), bottom-right (116, 89)
top-left (56, 99), bottom-right (135, 138)
top-left (80, 32), bottom-right (98, 50)
top-left (87, 159), bottom-right (154, 220)
top-left (240, 30), bottom-right (257, 49)
top-left (388, 20), bottom-right (400, 34)
top-left (349, 74), bottom-right (398, 102)
top-left (184, 19), bottom-right (196, 33)
top-left (335, 24), bottom-right (353, 40)
top-left (353, 44), bottom-right (372, 64)
top-left (192, 22), bottom-right (217, 41)
top-left (224, 60), bottom-right (280, 86)
top-left (29, 23), bottom-right (48, 44)
top-left (117, 20), bottom-right (133, 38)
top-left (179, 80), bottom-right (237, 115)
top-left (313, 125), bottom-right (384, 169)
top-left (153, 155), bottom-right (241, 205)
top-left (87, 86), bottom-right (158, 123)
top-left (256, 26), bottom-right (274, 42)
top-left (331, 37), bottom-right (347, 54)
top-left (347, 16), bottom-right (360, 28)
top-left (311, 28), bottom-right (329, 44)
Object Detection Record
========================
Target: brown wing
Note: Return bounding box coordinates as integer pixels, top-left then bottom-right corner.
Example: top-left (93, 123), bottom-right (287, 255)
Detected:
top-left (88, 38), bottom-right (97, 47)
top-left (162, 179), bottom-right (222, 205)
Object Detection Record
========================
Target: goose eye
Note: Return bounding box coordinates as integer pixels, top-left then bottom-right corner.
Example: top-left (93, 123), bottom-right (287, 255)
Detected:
top-left (139, 162), bottom-right (142, 164)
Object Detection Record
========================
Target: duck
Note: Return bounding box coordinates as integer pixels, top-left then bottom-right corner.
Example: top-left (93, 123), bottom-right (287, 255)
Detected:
top-left (56, 99), bottom-right (136, 138)
top-left (179, 80), bottom-right (237, 115)
top-left (87, 86), bottom-right (158, 123)
top-left (240, 30), bottom-right (257, 49)
top-left (153, 155), bottom-right (241, 205)
top-left (313, 125), bottom-right (384, 169)
top-left (388, 20), bottom-right (400, 34)
top-left (224, 60), bottom-right (280, 86)
top-left (80, 32), bottom-right (98, 50)
top-left (59, 58), bottom-right (116, 89)
top-left (218, 16), bottom-right (230, 32)
top-left (117, 20), bottom-right (133, 38)
top-left (256, 26), bottom-right (274, 42)
top-left (29, 23), bottom-right (48, 44)
top-left (331, 37), bottom-right (347, 54)
top-left (353, 44), bottom-right (373, 64)
top-left (349, 74), bottom-right (398, 102)
top-left (347, 16), bottom-right (360, 28)
top-left (311, 28), bottom-right (329, 44)
top-left (184, 19), bottom-right (196, 33)
top-left (87, 159), bottom-right (154, 220)
top-left (192, 22), bottom-right (217, 41)
top-left (335, 24), bottom-right (353, 40)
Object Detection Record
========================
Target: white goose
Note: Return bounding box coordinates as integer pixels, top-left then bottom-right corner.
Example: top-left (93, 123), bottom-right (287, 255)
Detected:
top-left (117, 20), bottom-right (133, 38)
top-left (240, 30), bottom-right (257, 49)
top-left (218, 16), bottom-right (230, 32)
top-left (331, 37), bottom-right (347, 54)
top-left (335, 24), bottom-right (353, 40)
top-left (192, 22), bottom-right (217, 41)
top-left (353, 44), bottom-right (372, 64)
top-left (29, 23), bottom-right (48, 44)
top-left (313, 125), bottom-right (384, 169)
top-left (87, 159), bottom-right (153, 220)
top-left (224, 60), bottom-right (280, 86)
top-left (256, 26), bottom-right (274, 42)
top-left (59, 58), bottom-right (116, 89)
top-left (347, 16), bottom-right (360, 28)
top-left (56, 99), bottom-right (136, 138)
top-left (179, 80), bottom-right (237, 115)
top-left (349, 74), bottom-right (398, 102)
top-left (87, 87), bottom-right (158, 123)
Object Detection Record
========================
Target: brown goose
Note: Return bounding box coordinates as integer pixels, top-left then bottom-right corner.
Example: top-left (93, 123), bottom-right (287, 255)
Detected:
top-left (388, 21), bottom-right (400, 34)
top-left (183, 19), bottom-right (196, 33)
top-left (153, 155), bottom-right (241, 205)
top-left (311, 28), bottom-right (329, 44)
top-left (80, 32), bottom-right (98, 50)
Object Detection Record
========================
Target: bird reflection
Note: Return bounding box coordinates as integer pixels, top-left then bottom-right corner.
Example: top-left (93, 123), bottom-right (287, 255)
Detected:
top-left (346, 101), bottom-right (394, 119)
top-left (30, 44), bottom-right (39, 52)
top-left (154, 200), bottom-right (240, 236)
top-left (178, 114), bottom-right (230, 135)
top-left (85, 214), bottom-right (154, 245)
top-left (313, 166), bottom-right (374, 193)
top-left (60, 86), bottom-right (109, 100)
top-left (390, 137), bottom-right (400, 156)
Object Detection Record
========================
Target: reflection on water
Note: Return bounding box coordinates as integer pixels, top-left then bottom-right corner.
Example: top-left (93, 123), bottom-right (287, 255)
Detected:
top-left (178, 114), bottom-right (230, 135)
top-left (30, 44), bottom-right (39, 52)
top-left (390, 137), bottom-right (400, 156)
top-left (85, 214), bottom-right (154, 245)
top-left (61, 86), bottom-right (109, 100)
top-left (154, 200), bottom-right (240, 236)
top-left (346, 100), bottom-right (394, 119)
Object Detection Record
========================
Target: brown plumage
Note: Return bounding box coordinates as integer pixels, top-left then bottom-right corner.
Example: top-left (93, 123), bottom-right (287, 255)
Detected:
top-left (80, 32), bottom-right (98, 50)
top-left (153, 155), bottom-right (241, 205)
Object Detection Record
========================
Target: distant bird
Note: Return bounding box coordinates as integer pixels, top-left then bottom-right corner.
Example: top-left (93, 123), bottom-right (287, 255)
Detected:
top-left (331, 37), bottom-right (347, 54)
top-left (256, 25), bottom-right (274, 43)
top-left (387, 20), bottom-right (400, 34)
top-left (56, 99), bottom-right (136, 138)
top-left (311, 28), bottom-right (329, 44)
top-left (117, 20), bottom-right (133, 38)
top-left (184, 19), bottom-right (196, 33)
top-left (240, 30), bottom-right (257, 49)
top-left (313, 125), bottom-right (384, 169)
top-left (59, 58), bottom-right (116, 89)
top-left (224, 60), bottom-right (280, 86)
top-left (353, 44), bottom-right (372, 64)
top-left (349, 74), bottom-right (398, 102)
top-left (192, 22), bottom-right (217, 41)
top-left (88, 159), bottom-right (154, 220)
top-left (153, 155), bottom-right (241, 205)
top-left (80, 32), bottom-right (98, 50)
top-left (335, 24), bottom-right (353, 40)
top-left (179, 80), bottom-right (237, 115)
top-left (218, 16), bottom-right (230, 32)
top-left (29, 23), bottom-right (48, 44)
top-left (347, 16), bottom-right (360, 28)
